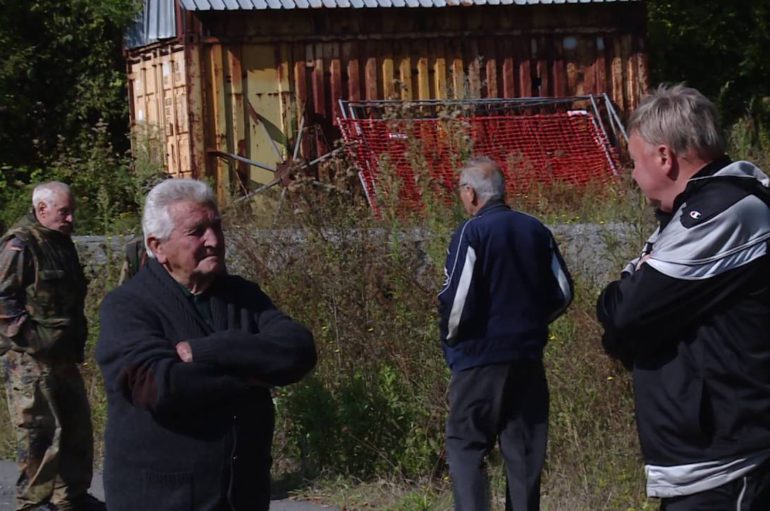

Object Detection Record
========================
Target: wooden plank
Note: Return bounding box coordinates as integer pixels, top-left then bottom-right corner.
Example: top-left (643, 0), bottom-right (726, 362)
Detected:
top-left (168, 55), bottom-right (183, 175)
top-left (610, 35), bottom-right (625, 112)
top-left (327, 42), bottom-right (342, 124)
top-left (227, 45), bottom-right (247, 190)
top-left (147, 60), bottom-right (161, 135)
top-left (623, 35), bottom-right (636, 111)
top-left (516, 37), bottom-right (532, 97)
top-left (431, 38), bottom-right (447, 100)
top-left (417, 40), bottom-right (430, 100)
top-left (534, 36), bottom-right (549, 97)
top-left (365, 40), bottom-right (379, 101)
top-left (276, 42), bottom-right (292, 144)
top-left (162, 56), bottom-right (175, 138)
top-left (185, 42), bottom-right (206, 179)
top-left (294, 43), bottom-right (308, 131)
top-left (398, 41), bottom-right (412, 101)
top-left (312, 43), bottom-right (326, 117)
top-left (173, 56), bottom-right (189, 135)
top-left (564, 36), bottom-right (579, 96)
top-left (450, 38), bottom-right (465, 99)
top-left (381, 40), bottom-right (395, 100)
top-left (594, 35), bottom-right (607, 95)
top-left (294, 43), bottom-right (311, 160)
top-left (342, 41), bottom-right (361, 102)
top-left (552, 36), bottom-right (566, 97)
top-left (467, 39), bottom-right (481, 99)
top-left (636, 39), bottom-right (650, 98)
top-left (501, 38), bottom-right (515, 98)
top-left (209, 44), bottom-right (231, 200)
top-left (485, 37), bottom-right (498, 98)
top-left (576, 35), bottom-right (592, 96)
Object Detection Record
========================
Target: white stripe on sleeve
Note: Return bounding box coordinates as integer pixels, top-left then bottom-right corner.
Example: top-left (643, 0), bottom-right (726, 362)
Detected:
top-left (446, 246), bottom-right (477, 343)
top-left (548, 249), bottom-right (572, 322)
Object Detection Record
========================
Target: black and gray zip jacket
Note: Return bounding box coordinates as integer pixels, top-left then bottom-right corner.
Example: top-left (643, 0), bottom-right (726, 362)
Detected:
top-left (597, 157), bottom-right (770, 467)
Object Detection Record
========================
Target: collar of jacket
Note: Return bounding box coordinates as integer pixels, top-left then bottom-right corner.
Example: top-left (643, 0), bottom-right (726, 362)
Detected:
top-left (10, 211), bottom-right (72, 244)
top-left (474, 199), bottom-right (509, 217)
top-left (655, 155), bottom-right (732, 228)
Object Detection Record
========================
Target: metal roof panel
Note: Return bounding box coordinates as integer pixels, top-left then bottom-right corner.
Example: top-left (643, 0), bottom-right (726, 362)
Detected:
top-left (181, 0), bottom-right (639, 8)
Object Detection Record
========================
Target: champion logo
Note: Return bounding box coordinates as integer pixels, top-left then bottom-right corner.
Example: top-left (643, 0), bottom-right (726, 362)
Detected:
top-left (689, 210), bottom-right (702, 220)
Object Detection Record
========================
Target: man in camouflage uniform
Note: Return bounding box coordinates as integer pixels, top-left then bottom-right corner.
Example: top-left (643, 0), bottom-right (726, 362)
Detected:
top-left (117, 234), bottom-right (147, 285)
top-left (0, 182), bottom-right (103, 511)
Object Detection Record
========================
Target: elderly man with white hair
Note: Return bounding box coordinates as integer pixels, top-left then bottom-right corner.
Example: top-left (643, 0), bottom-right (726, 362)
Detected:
top-left (96, 178), bottom-right (317, 511)
top-left (439, 157), bottom-right (573, 511)
top-left (0, 181), bottom-right (103, 511)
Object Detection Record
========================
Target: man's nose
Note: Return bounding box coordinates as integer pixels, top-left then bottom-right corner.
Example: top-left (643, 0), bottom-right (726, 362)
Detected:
top-left (203, 227), bottom-right (221, 246)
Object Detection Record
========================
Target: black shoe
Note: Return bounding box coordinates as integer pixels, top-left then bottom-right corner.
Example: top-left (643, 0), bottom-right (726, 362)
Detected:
top-left (52, 494), bottom-right (105, 511)
top-left (76, 494), bottom-right (106, 511)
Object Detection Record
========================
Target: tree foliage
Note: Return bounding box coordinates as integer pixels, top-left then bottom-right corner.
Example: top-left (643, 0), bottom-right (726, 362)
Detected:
top-left (647, 0), bottom-right (770, 123)
top-left (0, 0), bottom-right (166, 234)
top-left (0, 0), bottom-right (139, 167)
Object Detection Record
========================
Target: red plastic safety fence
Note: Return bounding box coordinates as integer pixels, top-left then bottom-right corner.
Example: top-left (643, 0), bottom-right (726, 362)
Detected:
top-left (338, 111), bottom-right (620, 212)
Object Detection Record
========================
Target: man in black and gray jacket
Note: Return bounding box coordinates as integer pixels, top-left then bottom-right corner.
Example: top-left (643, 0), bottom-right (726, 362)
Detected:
top-left (597, 84), bottom-right (770, 509)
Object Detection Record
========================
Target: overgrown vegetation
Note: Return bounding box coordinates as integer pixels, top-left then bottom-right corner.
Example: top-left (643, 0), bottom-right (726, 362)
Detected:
top-left (0, 1), bottom-right (769, 509)
top-left (213, 141), bottom-right (649, 510)
top-left (0, 0), bottom-right (145, 232)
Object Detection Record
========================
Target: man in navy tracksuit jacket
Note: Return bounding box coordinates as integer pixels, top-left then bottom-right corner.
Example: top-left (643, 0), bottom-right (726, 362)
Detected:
top-left (597, 85), bottom-right (770, 509)
top-left (439, 157), bottom-right (573, 511)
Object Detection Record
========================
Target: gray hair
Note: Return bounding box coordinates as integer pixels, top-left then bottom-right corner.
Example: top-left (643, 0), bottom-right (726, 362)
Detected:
top-left (142, 179), bottom-right (217, 258)
top-left (32, 181), bottom-right (71, 208)
top-left (628, 84), bottom-right (725, 160)
top-left (459, 156), bottom-right (505, 202)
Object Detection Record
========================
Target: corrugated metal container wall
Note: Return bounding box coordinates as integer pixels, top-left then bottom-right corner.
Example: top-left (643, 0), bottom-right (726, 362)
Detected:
top-left (127, 2), bottom-right (647, 194)
top-left (127, 44), bottom-right (195, 178)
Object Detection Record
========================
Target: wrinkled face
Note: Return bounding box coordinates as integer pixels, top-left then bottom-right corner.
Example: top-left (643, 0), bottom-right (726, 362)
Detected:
top-left (628, 131), bottom-right (671, 211)
top-left (37, 192), bottom-right (75, 235)
top-left (151, 201), bottom-right (225, 289)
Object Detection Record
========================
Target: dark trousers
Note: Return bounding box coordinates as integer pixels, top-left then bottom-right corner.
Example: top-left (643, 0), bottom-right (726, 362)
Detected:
top-left (445, 361), bottom-right (548, 511)
top-left (659, 458), bottom-right (770, 511)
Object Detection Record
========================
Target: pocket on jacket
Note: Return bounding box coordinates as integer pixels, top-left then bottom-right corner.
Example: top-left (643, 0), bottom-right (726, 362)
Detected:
top-left (142, 470), bottom-right (193, 510)
top-left (682, 379), bottom-right (711, 441)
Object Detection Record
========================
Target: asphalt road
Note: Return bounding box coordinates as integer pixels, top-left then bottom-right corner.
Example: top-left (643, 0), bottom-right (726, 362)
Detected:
top-left (0, 461), bottom-right (337, 511)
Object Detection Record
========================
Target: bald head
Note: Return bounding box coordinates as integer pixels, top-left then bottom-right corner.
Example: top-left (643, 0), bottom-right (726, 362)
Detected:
top-left (32, 181), bottom-right (75, 235)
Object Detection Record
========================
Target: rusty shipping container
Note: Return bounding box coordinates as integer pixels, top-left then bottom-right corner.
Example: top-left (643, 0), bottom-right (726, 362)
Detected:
top-left (125, 0), bottom-right (648, 198)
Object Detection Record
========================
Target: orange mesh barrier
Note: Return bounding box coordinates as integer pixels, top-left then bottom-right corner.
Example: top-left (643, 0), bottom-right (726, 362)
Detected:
top-left (338, 111), bottom-right (620, 211)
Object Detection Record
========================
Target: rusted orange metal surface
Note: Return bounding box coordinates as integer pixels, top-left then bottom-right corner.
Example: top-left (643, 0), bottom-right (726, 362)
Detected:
top-left (126, 2), bottom-right (647, 197)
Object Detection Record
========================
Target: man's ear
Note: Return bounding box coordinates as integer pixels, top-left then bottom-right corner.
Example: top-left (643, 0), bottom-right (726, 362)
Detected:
top-left (147, 237), bottom-right (166, 264)
top-left (470, 187), bottom-right (480, 206)
top-left (658, 145), bottom-right (677, 178)
top-left (36, 202), bottom-right (47, 216)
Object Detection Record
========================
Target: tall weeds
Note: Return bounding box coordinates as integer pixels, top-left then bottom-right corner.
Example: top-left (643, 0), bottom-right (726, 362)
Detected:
top-left (224, 134), bottom-right (657, 510)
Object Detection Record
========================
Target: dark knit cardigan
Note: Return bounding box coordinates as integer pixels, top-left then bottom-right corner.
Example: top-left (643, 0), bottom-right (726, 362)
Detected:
top-left (96, 259), bottom-right (316, 511)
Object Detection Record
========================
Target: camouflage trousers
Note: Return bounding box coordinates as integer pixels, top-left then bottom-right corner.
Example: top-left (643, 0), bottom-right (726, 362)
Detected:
top-left (2, 351), bottom-right (93, 511)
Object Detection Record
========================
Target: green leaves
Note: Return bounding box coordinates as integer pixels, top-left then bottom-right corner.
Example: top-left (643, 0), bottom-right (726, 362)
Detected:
top-left (647, 0), bottom-right (770, 123)
top-left (0, 0), bottom-right (140, 169)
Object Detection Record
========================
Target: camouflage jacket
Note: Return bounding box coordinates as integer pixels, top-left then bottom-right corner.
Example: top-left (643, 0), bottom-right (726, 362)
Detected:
top-left (0, 213), bottom-right (88, 361)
